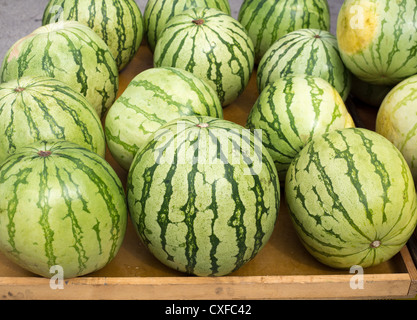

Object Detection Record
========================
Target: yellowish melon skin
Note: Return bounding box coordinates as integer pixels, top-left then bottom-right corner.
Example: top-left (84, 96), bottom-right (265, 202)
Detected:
top-left (376, 75), bottom-right (417, 182)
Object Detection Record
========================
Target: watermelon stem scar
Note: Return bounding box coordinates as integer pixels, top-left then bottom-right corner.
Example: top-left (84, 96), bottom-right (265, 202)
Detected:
top-left (192, 19), bottom-right (205, 25)
top-left (38, 150), bottom-right (52, 157)
top-left (14, 87), bottom-right (25, 92)
top-left (196, 123), bottom-right (209, 128)
top-left (370, 240), bottom-right (381, 248)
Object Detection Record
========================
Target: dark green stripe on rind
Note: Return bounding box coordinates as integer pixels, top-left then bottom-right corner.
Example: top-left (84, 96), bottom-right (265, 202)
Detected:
top-left (1, 22), bottom-right (119, 118)
top-left (127, 116), bottom-right (280, 276)
top-left (153, 7), bottom-right (254, 106)
top-left (0, 141), bottom-right (127, 278)
top-left (238, 0), bottom-right (330, 62)
top-left (337, 0), bottom-right (417, 86)
top-left (105, 67), bottom-right (223, 171)
top-left (285, 128), bottom-right (417, 269)
top-left (246, 75), bottom-right (354, 181)
top-left (0, 77), bottom-right (106, 163)
top-left (42, 0), bottom-right (143, 71)
top-left (144, 0), bottom-right (231, 51)
top-left (257, 29), bottom-right (351, 101)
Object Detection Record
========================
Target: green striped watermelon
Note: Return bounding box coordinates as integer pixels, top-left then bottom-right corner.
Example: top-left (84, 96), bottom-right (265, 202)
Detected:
top-left (351, 75), bottom-right (393, 108)
top-left (238, 0), bottom-right (330, 63)
top-left (337, 0), bottom-right (417, 86)
top-left (42, 0), bottom-right (144, 71)
top-left (0, 21), bottom-right (119, 118)
top-left (127, 116), bottom-right (280, 276)
top-left (376, 75), bottom-right (417, 182)
top-left (285, 128), bottom-right (417, 269)
top-left (246, 75), bottom-right (355, 181)
top-left (105, 67), bottom-right (223, 171)
top-left (0, 76), bottom-right (106, 164)
top-left (144, 0), bottom-right (231, 52)
top-left (0, 140), bottom-right (127, 279)
top-left (153, 7), bottom-right (255, 107)
top-left (257, 29), bottom-right (352, 101)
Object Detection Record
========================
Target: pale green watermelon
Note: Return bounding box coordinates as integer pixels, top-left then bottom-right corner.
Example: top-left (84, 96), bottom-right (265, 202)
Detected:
top-left (127, 116), bottom-right (280, 276)
top-left (153, 7), bottom-right (255, 106)
top-left (376, 74), bottom-right (417, 182)
top-left (238, 0), bottom-right (330, 63)
top-left (144, 0), bottom-right (231, 52)
top-left (0, 21), bottom-right (119, 118)
top-left (105, 67), bottom-right (223, 171)
top-left (42, 0), bottom-right (144, 71)
top-left (0, 140), bottom-right (127, 279)
top-left (286, 128), bottom-right (417, 269)
top-left (337, 0), bottom-right (417, 86)
top-left (0, 76), bottom-right (106, 164)
top-left (257, 29), bottom-right (351, 101)
top-left (246, 75), bottom-right (355, 181)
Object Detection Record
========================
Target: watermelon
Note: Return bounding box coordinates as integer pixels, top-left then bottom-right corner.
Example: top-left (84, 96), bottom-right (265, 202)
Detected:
top-left (257, 29), bottom-right (352, 101)
top-left (153, 7), bottom-right (255, 107)
top-left (246, 75), bottom-right (355, 181)
top-left (238, 0), bottom-right (330, 63)
top-left (0, 140), bottom-right (127, 279)
top-left (351, 75), bottom-right (393, 108)
top-left (127, 115), bottom-right (280, 276)
top-left (376, 75), bottom-right (417, 182)
top-left (285, 128), bottom-right (417, 269)
top-left (0, 76), bottom-right (106, 164)
top-left (42, 0), bottom-right (144, 71)
top-left (105, 67), bottom-right (223, 171)
top-left (0, 21), bottom-right (119, 118)
top-left (337, 0), bottom-right (417, 86)
top-left (144, 0), bottom-right (231, 52)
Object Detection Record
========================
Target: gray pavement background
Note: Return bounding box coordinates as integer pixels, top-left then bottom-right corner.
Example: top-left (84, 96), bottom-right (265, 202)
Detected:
top-left (0, 0), bottom-right (344, 64)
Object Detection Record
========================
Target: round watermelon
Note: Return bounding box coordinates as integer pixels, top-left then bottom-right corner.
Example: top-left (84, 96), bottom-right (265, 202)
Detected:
top-left (0, 76), bottom-right (106, 164)
top-left (337, 0), bottom-right (417, 86)
top-left (105, 67), bottom-right (223, 171)
top-left (0, 140), bottom-right (128, 279)
top-left (0, 21), bottom-right (119, 118)
top-left (144, 0), bottom-right (231, 52)
top-left (376, 75), bottom-right (417, 182)
top-left (127, 116), bottom-right (280, 276)
top-left (153, 7), bottom-right (255, 107)
top-left (246, 75), bottom-right (355, 181)
top-left (285, 128), bottom-right (417, 269)
top-left (42, 0), bottom-right (144, 71)
top-left (257, 29), bottom-right (351, 101)
top-left (351, 75), bottom-right (393, 108)
top-left (238, 0), bottom-right (330, 63)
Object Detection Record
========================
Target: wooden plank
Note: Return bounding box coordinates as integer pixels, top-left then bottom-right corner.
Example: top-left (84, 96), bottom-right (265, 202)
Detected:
top-left (402, 245), bottom-right (417, 297)
top-left (0, 273), bottom-right (412, 300)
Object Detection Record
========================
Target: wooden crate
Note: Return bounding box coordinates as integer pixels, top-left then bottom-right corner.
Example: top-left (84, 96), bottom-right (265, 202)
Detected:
top-left (1, 44), bottom-right (417, 300)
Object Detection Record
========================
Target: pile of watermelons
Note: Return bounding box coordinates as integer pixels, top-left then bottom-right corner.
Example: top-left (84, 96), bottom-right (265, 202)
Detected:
top-left (0, 0), bottom-right (417, 280)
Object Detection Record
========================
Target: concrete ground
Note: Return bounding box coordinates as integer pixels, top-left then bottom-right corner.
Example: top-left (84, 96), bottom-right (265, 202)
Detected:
top-left (0, 0), bottom-right (344, 63)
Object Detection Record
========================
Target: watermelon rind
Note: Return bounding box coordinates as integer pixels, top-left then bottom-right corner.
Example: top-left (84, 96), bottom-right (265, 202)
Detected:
top-left (42, 0), bottom-right (144, 71)
top-left (127, 115), bottom-right (280, 276)
top-left (257, 28), bottom-right (352, 101)
top-left (285, 128), bottom-right (417, 269)
top-left (376, 74), bottom-right (417, 182)
top-left (105, 67), bottom-right (223, 171)
top-left (144, 0), bottom-right (231, 52)
top-left (337, 0), bottom-right (417, 86)
top-left (238, 0), bottom-right (330, 63)
top-left (246, 75), bottom-right (355, 181)
top-left (0, 21), bottom-right (119, 118)
top-left (0, 140), bottom-right (128, 279)
top-left (153, 7), bottom-right (255, 107)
